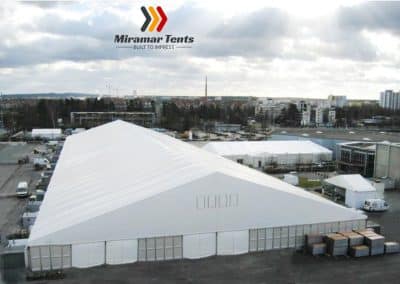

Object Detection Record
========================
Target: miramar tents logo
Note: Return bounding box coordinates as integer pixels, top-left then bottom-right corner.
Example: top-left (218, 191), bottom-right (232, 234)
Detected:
top-left (141, 6), bottom-right (168, 32)
top-left (114, 6), bottom-right (194, 50)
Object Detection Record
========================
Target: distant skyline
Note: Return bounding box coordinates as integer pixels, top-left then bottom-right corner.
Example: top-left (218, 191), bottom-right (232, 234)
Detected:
top-left (1, 1), bottom-right (400, 99)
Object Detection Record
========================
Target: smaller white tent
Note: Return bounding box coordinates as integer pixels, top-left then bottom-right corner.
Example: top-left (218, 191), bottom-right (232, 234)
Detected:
top-left (324, 174), bottom-right (377, 209)
top-left (32, 128), bottom-right (62, 140)
top-left (202, 140), bottom-right (332, 167)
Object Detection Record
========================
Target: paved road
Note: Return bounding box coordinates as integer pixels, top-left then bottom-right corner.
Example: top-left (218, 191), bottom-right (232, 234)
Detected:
top-left (0, 164), bottom-right (39, 238)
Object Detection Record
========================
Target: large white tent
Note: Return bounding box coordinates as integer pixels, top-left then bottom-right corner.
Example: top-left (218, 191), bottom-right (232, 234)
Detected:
top-left (202, 140), bottom-right (332, 168)
top-left (27, 121), bottom-right (365, 271)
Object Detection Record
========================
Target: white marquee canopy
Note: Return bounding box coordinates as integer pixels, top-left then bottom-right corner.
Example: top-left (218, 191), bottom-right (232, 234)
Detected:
top-left (29, 121), bottom-right (363, 246)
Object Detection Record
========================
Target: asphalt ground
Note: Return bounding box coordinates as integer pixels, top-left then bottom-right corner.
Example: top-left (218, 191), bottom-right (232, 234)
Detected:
top-left (0, 143), bottom-right (42, 239)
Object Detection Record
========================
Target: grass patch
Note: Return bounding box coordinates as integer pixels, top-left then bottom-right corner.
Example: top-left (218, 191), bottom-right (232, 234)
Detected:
top-left (298, 176), bottom-right (321, 188)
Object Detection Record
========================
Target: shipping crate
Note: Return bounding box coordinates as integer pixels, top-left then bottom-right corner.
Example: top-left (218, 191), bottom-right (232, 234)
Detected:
top-left (330, 246), bottom-right (348, 256)
top-left (339, 232), bottom-right (364, 246)
top-left (370, 246), bottom-right (384, 256)
top-left (349, 245), bottom-right (369, 257)
top-left (326, 234), bottom-right (348, 247)
top-left (306, 234), bottom-right (323, 246)
top-left (308, 243), bottom-right (326, 256)
top-left (365, 235), bottom-right (385, 248)
top-left (384, 242), bottom-right (400, 254)
top-left (326, 234), bottom-right (348, 256)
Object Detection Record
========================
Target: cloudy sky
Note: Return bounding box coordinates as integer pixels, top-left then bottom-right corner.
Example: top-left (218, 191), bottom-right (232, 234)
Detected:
top-left (1, 0), bottom-right (400, 99)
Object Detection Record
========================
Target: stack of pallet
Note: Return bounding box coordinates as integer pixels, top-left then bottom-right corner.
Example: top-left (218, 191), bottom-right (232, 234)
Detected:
top-left (306, 234), bottom-right (326, 256)
top-left (384, 242), bottom-right (400, 254)
top-left (339, 231), bottom-right (364, 247)
top-left (325, 233), bottom-right (348, 256)
top-left (358, 231), bottom-right (385, 256)
top-left (349, 245), bottom-right (369, 257)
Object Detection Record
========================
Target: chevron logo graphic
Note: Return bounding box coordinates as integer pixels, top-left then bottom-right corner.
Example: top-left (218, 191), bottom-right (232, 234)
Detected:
top-left (141, 6), bottom-right (168, 32)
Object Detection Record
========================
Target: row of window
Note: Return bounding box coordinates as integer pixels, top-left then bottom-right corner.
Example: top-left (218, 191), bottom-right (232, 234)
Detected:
top-left (138, 235), bottom-right (183, 261)
top-left (29, 245), bottom-right (71, 271)
top-left (249, 220), bottom-right (365, 252)
top-left (28, 220), bottom-right (365, 271)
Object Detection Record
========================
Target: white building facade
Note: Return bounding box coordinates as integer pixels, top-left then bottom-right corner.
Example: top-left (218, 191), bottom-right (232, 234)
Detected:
top-left (380, 90), bottom-right (400, 110)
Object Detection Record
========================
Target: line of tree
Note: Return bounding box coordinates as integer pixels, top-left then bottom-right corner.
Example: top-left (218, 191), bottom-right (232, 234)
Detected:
top-left (2, 98), bottom-right (400, 133)
top-left (161, 102), bottom-right (255, 131)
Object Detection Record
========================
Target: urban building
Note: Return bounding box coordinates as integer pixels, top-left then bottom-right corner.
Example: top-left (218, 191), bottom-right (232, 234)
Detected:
top-left (337, 142), bottom-right (376, 177)
top-left (70, 112), bottom-right (155, 128)
top-left (374, 142), bottom-right (400, 188)
top-left (301, 111), bottom-right (311, 126)
top-left (315, 107), bottom-right (324, 126)
top-left (328, 95), bottom-right (347, 108)
top-left (297, 100), bottom-right (308, 112)
top-left (328, 109), bottom-right (336, 125)
top-left (379, 90), bottom-right (400, 110)
top-left (26, 120), bottom-right (365, 271)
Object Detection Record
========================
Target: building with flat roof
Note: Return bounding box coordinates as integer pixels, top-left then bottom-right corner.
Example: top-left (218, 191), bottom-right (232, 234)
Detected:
top-left (374, 142), bottom-right (400, 188)
top-left (26, 121), bottom-right (365, 272)
top-left (380, 90), bottom-right (400, 110)
top-left (328, 95), bottom-right (347, 108)
top-left (337, 142), bottom-right (376, 177)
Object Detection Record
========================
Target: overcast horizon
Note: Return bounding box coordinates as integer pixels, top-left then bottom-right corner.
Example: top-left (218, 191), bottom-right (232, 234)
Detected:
top-left (1, 1), bottom-right (400, 99)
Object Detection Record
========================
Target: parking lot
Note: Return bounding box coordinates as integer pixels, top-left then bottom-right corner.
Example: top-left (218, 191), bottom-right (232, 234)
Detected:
top-left (0, 143), bottom-right (42, 240)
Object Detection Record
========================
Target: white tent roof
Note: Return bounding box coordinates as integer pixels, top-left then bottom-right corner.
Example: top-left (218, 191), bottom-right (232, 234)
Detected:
top-left (28, 121), bottom-right (364, 246)
top-left (32, 128), bottom-right (62, 134)
top-left (202, 140), bottom-right (332, 156)
top-left (324, 174), bottom-right (376, 192)
top-left (32, 128), bottom-right (62, 135)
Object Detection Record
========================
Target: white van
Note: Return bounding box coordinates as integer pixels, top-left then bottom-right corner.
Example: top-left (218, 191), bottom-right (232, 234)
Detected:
top-left (16, 181), bottom-right (29, 197)
top-left (363, 199), bottom-right (389, 212)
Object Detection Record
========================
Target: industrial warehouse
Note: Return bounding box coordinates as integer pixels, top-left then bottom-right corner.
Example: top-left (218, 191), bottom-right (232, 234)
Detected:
top-left (202, 140), bottom-right (332, 170)
top-left (26, 121), bottom-right (366, 271)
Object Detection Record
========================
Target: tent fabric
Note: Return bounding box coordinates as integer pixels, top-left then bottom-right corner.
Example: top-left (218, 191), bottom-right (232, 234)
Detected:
top-left (32, 129), bottom-right (62, 136)
top-left (324, 174), bottom-right (376, 192)
top-left (28, 120), bottom-right (365, 246)
top-left (202, 140), bottom-right (332, 157)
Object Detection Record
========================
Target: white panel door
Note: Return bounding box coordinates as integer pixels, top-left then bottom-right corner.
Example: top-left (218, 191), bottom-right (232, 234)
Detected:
top-left (217, 230), bottom-right (249, 255)
top-left (183, 233), bottom-right (216, 259)
top-left (106, 240), bottom-right (138, 265)
top-left (232, 230), bottom-right (249, 254)
top-left (72, 242), bottom-right (105, 268)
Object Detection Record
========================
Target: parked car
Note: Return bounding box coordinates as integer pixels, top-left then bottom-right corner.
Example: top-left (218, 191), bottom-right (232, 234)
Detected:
top-left (363, 199), bottom-right (389, 212)
top-left (16, 181), bottom-right (29, 197)
top-left (33, 157), bottom-right (51, 170)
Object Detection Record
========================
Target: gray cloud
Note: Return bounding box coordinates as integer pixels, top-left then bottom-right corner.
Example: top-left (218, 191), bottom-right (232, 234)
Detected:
top-left (30, 11), bottom-right (137, 41)
top-left (210, 8), bottom-right (289, 38)
top-left (338, 2), bottom-right (400, 34)
top-left (1, 1), bottom-right (400, 97)
top-left (0, 5), bottom-right (293, 67)
top-left (18, 0), bottom-right (76, 9)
